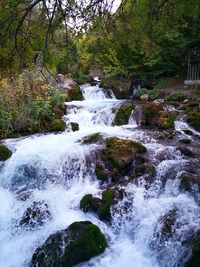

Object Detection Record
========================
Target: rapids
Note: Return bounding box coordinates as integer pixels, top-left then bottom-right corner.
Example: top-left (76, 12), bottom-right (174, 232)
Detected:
top-left (0, 83), bottom-right (200, 267)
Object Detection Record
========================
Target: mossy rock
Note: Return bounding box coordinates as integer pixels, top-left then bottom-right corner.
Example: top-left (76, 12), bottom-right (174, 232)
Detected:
top-left (142, 103), bottom-right (175, 130)
top-left (82, 133), bottom-right (103, 144)
top-left (71, 122), bottom-right (79, 132)
top-left (67, 84), bottom-right (83, 101)
top-left (31, 221), bottom-right (107, 267)
top-left (187, 111), bottom-right (200, 132)
top-left (95, 162), bottom-right (109, 181)
top-left (50, 119), bottom-right (66, 132)
top-left (95, 137), bottom-right (147, 182)
top-left (80, 189), bottom-right (117, 221)
top-left (179, 172), bottom-right (200, 192)
top-left (179, 138), bottom-right (191, 144)
top-left (0, 144), bottom-right (12, 161)
top-left (104, 137), bottom-right (146, 171)
top-left (113, 103), bottom-right (135, 126)
top-left (185, 237), bottom-right (200, 267)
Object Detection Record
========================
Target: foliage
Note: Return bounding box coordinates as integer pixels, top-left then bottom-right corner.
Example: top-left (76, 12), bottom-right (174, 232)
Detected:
top-left (166, 91), bottom-right (188, 101)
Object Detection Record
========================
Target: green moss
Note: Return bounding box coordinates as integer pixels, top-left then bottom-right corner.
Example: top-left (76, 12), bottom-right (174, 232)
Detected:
top-left (67, 84), bottom-right (83, 101)
top-left (82, 133), bottom-right (103, 144)
top-left (71, 122), bottom-right (79, 132)
top-left (0, 144), bottom-right (12, 161)
top-left (102, 189), bottom-right (116, 205)
top-left (187, 111), bottom-right (200, 131)
top-left (80, 194), bottom-right (94, 212)
top-left (113, 103), bottom-right (135, 126)
top-left (185, 239), bottom-right (200, 267)
top-left (31, 221), bottom-right (107, 267)
top-left (95, 163), bottom-right (109, 181)
top-left (50, 119), bottom-right (65, 132)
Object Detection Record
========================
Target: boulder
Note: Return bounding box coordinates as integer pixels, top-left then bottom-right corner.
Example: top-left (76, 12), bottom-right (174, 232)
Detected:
top-left (56, 74), bottom-right (83, 101)
top-left (113, 103), bottom-right (135, 126)
top-left (179, 172), bottom-right (200, 192)
top-left (0, 144), bottom-right (12, 161)
top-left (187, 111), bottom-right (200, 132)
top-left (71, 122), bottom-right (79, 132)
top-left (30, 221), bottom-right (107, 267)
top-left (50, 119), bottom-right (66, 132)
top-left (95, 137), bottom-right (147, 182)
top-left (140, 94), bottom-right (149, 101)
top-left (141, 103), bottom-right (175, 130)
top-left (81, 133), bottom-right (103, 144)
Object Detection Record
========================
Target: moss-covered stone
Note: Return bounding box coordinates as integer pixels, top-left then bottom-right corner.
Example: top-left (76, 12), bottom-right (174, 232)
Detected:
top-left (0, 144), bottom-right (12, 161)
top-left (82, 133), bottom-right (103, 144)
top-left (142, 103), bottom-right (175, 130)
top-left (80, 189), bottom-right (117, 222)
top-left (67, 84), bottom-right (83, 101)
top-left (113, 103), bottom-right (135, 126)
top-left (187, 111), bottom-right (200, 132)
top-left (179, 172), bottom-right (200, 192)
top-left (50, 119), bottom-right (66, 132)
top-left (95, 162), bottom-right (109, 181)
top-left (95, 137), bottom-right (147, 183)
top-left (31, 221), bottom-right (107, 267)
top-left (185, 237), bottom-right (200, 267)
top-left (179, 138), bottom-right (191, 144)
top-left (71, 122), bottom-right (79, 132)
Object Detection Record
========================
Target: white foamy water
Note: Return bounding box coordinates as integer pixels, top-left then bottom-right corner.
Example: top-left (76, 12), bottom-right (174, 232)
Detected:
top-left (0, 84), bottom-right (199, 267)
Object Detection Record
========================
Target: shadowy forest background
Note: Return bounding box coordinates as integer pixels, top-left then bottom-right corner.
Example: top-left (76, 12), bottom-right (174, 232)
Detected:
top-left (0, 0), bottom-right (200, 138)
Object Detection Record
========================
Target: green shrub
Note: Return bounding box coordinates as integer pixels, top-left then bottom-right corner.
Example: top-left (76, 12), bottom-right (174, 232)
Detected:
top-left (166, 91), bottom-right (187, 101)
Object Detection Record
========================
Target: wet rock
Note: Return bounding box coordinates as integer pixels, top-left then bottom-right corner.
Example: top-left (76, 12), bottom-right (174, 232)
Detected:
top-left (81, 133), bottom-right (103, 144)
top-left (50, 119), bottom-right (66, 132)
top-left (185, 235), bottom-right (200, 267)
top-left (80, 189), bottom-right (119, 221)
top-left (113, 103), bottom-right (135, 126)
top-left (134, 162), bottom-right (156, 178)
top-left (177, 147), bottom-right (196, 157)
top-left (0, 144), bottom-right (12, 161)
top-left (19, 201), bottom-right (51, 228)
top-left (141, 103), bottom-right (175, 130)
top-left (179, 139), bottom-right (191, 144)
top-left (187, 111), bottom-right (200, 131)
top-left (183, 129), bottom-right (193, 136)
top-left (179, 172), bottom-right (200, 192)
top-left (71, 122), bottom-right (79, 132)
top-left (153, 99), bottom-right (165, 104)
top-left (30, 221), bottom-right (107, 267)
top-left (95, 137), bottom-right (147, 182)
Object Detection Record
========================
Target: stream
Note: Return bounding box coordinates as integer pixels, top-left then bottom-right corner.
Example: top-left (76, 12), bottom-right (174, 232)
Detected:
top-left (0, 83), bottom-right (200, 267)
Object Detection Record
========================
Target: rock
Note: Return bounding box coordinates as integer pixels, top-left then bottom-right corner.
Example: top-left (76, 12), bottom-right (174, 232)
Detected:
top-left (56, 74), bottom-right (83, 101)
top-left (134, 162), bottom-right (156, 178)
top-left (153, 99), bottom-right (165, 104)
top-left (80, 189), bottom-right (118, 221)
top-left (140, 94), bottom-right (149, 101)
top-left (31, 221), bottom-right (107, 267)
top-left (19, 201), bottom-right (51, 228)
top-left (113, 103), bottom-right (135, 126)
top-left (50, 119), bottom-right (66, 132)
top-left (183, 99), bottom-right (190, 104)
top-left (183, 129), bottom-right (193, 136)
top-left (142, 103), bottom-right (175, 130)
top-left (95, 137), bottom-right (147, 182)
top-left (81, 133), bottom-right (103, 144)
top-left (187, 111), bottom-right (200, 131)
top-left (71, 122), bottom-right (79, 132)
top-left (0, 144), bottom-right (12, 161)
top-left (177, 147), bottom-right (196, 157)
top-left (185, 236), bottom-right (200, 267)
top-left (179, 139), bottom-right (191, 144)
top-left (179, 172), bottom-right (200, 192)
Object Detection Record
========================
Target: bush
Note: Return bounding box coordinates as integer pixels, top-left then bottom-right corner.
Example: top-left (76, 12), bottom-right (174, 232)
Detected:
top-left (136, 88), bottom-right (160, 100)
top-left (166, 91), bottom-right (187, 101)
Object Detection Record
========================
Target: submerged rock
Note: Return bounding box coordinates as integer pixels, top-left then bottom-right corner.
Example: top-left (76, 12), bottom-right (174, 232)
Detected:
top-left (0, 144), bottom-right (12, 161)
top-left (30, 221), bottom-right (107, 267)
top-left (113, 103), bottom-right (135, 126)
top-left (81, 132), bottom-right (103, 144)
top-left (19, 201), bottom-right (51, 228)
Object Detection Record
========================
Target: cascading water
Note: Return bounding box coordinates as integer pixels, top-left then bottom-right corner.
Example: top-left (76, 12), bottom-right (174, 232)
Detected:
top-left (0, 83), bottom-right (200, 267)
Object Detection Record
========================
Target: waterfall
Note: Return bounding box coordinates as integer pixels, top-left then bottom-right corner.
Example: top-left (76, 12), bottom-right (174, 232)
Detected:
top-left (0, 83), bottom-right (199, 267)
